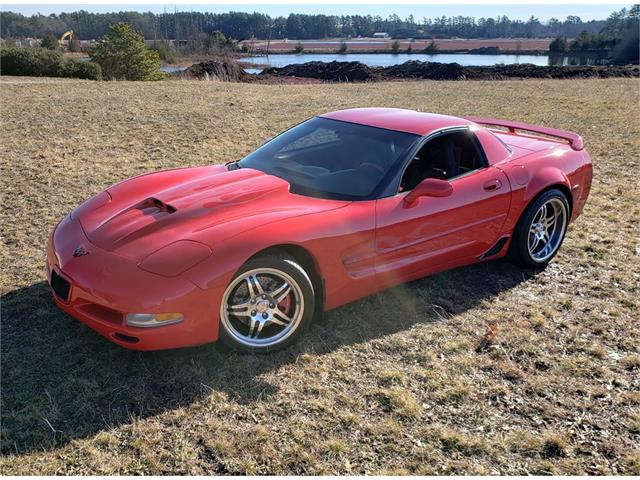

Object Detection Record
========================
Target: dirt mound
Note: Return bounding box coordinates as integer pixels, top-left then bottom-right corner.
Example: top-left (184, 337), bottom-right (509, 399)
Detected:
top-left (180, 58), bottom-right (639, 83)
top-left (182, 58), bottom-right (248, 81)
top-left (260, 60), bottom-right (640, 82)
top-left (261, 61), bottom-right (380, 82)
top-left (465, 63), bottom-right (640, 80)
top-left (384, 61), bottom-right (467, 80)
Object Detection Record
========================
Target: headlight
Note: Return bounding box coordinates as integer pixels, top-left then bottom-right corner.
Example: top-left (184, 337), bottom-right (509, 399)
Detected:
top-left (126, 312), bottom-right (184, 328)
top-left (138, 240), bottom-right (212, 277)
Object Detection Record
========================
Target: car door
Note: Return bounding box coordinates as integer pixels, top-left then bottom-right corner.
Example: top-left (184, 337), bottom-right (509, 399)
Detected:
top-left (374, 134), bottom-right (511, 285)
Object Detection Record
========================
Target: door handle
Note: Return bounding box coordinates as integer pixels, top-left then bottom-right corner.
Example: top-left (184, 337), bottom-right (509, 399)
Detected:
top-left (483, 179), bottom-right (502, 192)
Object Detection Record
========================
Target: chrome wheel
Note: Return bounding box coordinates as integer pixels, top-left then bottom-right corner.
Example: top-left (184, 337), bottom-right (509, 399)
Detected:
top-left (528, 198), bottom-right (567, 263)
top-left (220, 267), bottom-right (305, 348)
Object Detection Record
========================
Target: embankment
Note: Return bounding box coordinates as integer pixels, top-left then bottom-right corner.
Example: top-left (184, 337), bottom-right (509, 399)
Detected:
top-left (178, 58), bottom-right (639, 83)
top-left (259, 60), bottom-right (640, 82)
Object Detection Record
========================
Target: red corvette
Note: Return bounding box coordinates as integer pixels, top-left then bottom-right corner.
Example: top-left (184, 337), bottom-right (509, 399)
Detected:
top-left (47, 108), bottom-right (592, 352)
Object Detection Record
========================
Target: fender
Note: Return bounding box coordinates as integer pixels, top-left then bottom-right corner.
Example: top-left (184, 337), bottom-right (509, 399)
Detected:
top-left (501, 164), bottom-right (572, 235)
top-left (185, 201), bottom-right (377, 311)
top-left (522, 166), bottom-right (572, 205)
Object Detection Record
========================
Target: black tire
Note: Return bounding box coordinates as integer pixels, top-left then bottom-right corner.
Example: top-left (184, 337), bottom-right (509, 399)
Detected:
top-left (510, 188), bottom-right (570, 269)
top-left (218, 254), bottom-right (315, 353)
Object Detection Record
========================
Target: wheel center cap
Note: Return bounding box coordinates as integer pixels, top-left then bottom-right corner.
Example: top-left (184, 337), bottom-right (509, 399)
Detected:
top-left (256, 300), bottom-right (270, 314)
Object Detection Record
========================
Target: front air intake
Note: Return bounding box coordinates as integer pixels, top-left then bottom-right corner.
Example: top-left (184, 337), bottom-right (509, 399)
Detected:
top-left (50, 270), bottom-right (71, 301)
top-left (113, 333), bottom-right (140, 344)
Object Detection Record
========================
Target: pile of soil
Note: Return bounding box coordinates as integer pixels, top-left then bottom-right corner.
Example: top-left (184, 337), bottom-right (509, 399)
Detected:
top-left (259, 60), bottom-right (640, 82)
top-left (383, 61), bottom-right (466, 80)
top-left (261, 61), bottom-right (379, 82)
top-left (180, 57), bottom-right (639, 83)
top-left (181, 58), bottom-right (249, 81)
top-left (464, 63), bottom-right (640, 80)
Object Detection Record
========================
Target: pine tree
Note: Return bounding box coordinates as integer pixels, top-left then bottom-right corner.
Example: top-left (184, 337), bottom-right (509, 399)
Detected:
top-left (90, 23), bottom-right (165, 80)
top-left (548, 35), bottom-right (568, 52)
top-left (40, 32), bottom-right (59, 50)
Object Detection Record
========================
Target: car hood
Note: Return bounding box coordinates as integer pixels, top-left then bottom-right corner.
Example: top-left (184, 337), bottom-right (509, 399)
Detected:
top-left (73, 165), bottom-right (349, 260)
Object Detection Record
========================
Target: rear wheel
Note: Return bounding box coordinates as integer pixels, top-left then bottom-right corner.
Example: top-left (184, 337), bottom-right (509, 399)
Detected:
top-left (218, 254), bottom-right (315, 352)
top-left (510, 189), bottom-right (569, 268)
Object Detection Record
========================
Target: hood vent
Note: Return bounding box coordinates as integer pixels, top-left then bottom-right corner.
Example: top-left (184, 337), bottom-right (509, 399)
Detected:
top-left (148, 197), bottom-right (176, 214)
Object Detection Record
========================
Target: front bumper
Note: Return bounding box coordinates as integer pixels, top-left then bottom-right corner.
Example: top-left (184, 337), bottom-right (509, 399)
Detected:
top-left (46, 215), bottom-right (221, 350)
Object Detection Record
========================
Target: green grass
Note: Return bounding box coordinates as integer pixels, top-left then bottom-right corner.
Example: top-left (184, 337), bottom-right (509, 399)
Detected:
top-left (1, 76), bottom-right (639, 474)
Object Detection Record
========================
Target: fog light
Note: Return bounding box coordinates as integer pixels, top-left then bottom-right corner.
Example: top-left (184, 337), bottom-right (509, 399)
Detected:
top-left (126, 312), bottom-right (184, 328)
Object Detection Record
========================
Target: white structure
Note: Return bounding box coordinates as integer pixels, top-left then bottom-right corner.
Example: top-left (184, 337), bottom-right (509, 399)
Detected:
top-left (15, 38), bottom-right (40, 48)
top-left (372, 32), bottom-right (389, 39)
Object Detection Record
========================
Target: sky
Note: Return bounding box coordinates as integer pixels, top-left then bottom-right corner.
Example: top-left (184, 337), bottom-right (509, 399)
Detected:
top-left (1, 4), bottom-right (627, 22)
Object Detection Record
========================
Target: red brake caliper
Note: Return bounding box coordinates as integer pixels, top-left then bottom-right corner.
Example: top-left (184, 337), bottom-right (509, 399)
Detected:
top-left (278, 292), bottom-right (293, 315)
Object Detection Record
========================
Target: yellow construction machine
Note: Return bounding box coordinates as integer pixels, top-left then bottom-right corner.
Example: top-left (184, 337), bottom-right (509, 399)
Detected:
top-left (58, 30), bottom-right (74, 49)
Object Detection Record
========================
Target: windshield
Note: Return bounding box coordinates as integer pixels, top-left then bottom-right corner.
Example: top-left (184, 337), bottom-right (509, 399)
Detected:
top-left (238, 117), bottom-right (419, 200)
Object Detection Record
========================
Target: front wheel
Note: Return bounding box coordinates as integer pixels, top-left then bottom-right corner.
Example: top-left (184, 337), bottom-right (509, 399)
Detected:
top-left (218, 254), bottom-right (315, 352)
top-left (510, 189), bottom-right (569, 268)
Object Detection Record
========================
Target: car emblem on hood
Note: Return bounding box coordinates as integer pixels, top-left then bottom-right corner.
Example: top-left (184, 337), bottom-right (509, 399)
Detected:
top-left (73, 245), bottom-right (89, 257)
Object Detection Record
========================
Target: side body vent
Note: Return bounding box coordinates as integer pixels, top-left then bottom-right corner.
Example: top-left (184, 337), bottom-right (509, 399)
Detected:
top-left (480, 236), bottom-right (509, 259)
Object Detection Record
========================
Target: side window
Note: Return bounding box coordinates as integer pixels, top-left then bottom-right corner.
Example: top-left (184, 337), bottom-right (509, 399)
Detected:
top-left (399, 130), bottom-right (486, 192)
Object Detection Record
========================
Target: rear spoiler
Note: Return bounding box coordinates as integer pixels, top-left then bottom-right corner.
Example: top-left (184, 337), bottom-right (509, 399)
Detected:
top-left (464, 116), bottom-right (584, 151)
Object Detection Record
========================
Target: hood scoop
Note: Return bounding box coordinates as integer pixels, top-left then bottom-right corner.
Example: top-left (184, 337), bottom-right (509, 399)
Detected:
top-left (86, 197), bottom-right (178, 251)
top-left (148, 197), bottom-right (176, 214)
top-left (77, 166), bottom-right (346, 260)
top-left (79, 168), bottom-right (293, 255)
top-left (131, 197), bottom-right (177, 220)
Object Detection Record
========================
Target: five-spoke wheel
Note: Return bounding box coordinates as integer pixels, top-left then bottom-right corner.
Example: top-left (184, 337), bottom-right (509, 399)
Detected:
top-left (527, 197), bottom-right (567, 263)
top-left (511, 189), bottom-right (570, 268)
top-left (219, 255), bottom-right (315, 352)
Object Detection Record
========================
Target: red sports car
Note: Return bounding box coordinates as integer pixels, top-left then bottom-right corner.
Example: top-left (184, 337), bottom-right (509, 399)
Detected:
top-left (46, 108), bottom-right (592, 352)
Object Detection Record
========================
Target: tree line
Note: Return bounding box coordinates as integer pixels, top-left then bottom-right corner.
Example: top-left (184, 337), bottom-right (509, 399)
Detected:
top-left (0, 9), bottom-right (624, 41)
top-left (548, 6), bottom-right (638, 63)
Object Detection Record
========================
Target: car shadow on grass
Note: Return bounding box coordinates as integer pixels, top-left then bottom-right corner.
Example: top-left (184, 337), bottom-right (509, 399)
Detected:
top-left (1, 259), bottom-right (534, 455)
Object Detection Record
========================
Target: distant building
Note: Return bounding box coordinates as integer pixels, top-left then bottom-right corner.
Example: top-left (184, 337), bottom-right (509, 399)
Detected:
top-left (15, 38), bottom-right (40, 48)
top-left (373, 32), bottom-right (389, 39)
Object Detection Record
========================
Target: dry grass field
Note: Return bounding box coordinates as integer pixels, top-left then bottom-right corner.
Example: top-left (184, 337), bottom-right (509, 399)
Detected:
top-left (1, 76), bottom-right (639, 475)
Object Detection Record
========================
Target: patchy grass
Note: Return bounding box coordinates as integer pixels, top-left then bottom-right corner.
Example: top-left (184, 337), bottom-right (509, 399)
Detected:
top-left (1, 77), bottom-right (638, 475)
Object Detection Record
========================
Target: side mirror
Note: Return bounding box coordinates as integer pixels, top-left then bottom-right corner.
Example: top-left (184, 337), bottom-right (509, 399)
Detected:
top-left (404, 178), bottom-right (453, 205)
